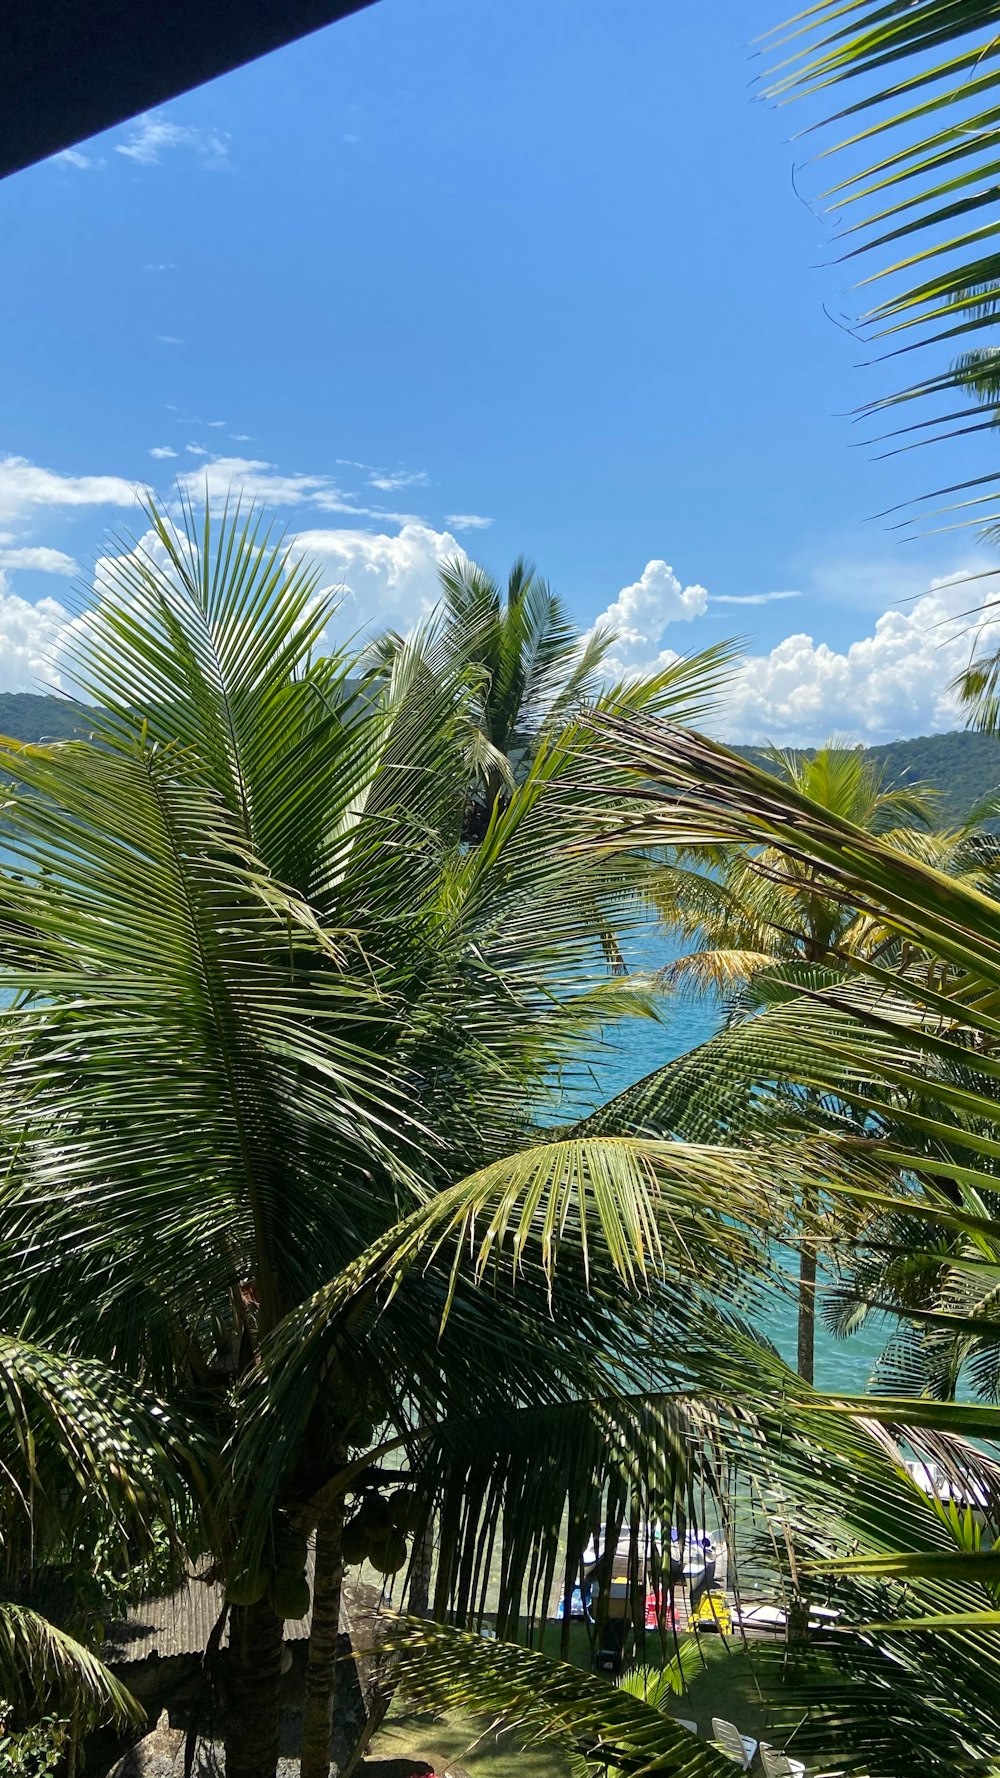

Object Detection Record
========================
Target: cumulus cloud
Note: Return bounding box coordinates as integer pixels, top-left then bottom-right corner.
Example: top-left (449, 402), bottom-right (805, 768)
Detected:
top-left (445, 513), bottom-right (493, 531)
top-left (291, 522), bottom-right (458, 638)
top-left (0, 547), bottom-right (78, 577)
top-left (149, 446), bottom-right (177, 460)
top-left (587, 559), bottom-right (709, 676)
top-left (719, 568), bottom-right (1000, 746)
top-left (0, 457), bottom-right (142, 524)
top-left (0, 576), bottom-right (68, 691)
top-left (116, 114), bottom-right (230, 169)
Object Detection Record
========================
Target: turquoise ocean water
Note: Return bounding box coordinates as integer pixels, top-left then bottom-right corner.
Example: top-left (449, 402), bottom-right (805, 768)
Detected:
top-left (575, 926), bottom-right (888, 1396)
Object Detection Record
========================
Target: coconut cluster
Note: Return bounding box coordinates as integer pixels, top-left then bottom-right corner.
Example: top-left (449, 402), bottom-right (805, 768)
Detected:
top-left (341, 1486), bottom-right (422, 1576)
top-left (226, 1486), bottom-right (423, 1615)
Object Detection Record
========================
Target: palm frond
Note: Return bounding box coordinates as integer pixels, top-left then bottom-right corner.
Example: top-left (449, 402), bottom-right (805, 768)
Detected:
top-left (0, 1605), bottom-right (140, 1729)
top-left (763, 0), bottom-right (1000, 520)
top-left (389, 1617), bottom-right (736, 1777)
top-left (0, 1329), bottom-right (201, 1509)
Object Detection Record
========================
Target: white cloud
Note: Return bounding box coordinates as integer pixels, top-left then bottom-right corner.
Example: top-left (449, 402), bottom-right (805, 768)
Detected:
top-left (0, 576), bottom-right (68, 691)
top-left (445, 512), bottom-right (494, 531)
top-left (143, 262), bottom-right (174, 272)
top-left (175, 455), bottom-right (362, 512)
top-left (116, 114), bottom-right (230, 169)
top-left (149, 446), bottom-right (178, 460)
top-left (54, 148), bottom-right (96, 170)
top-left (719, 567), bottom-right (1000, 746)
top-left (155, 335), bottom-right (184, 346)
top-left (207, 420), bottom-right (226, 428)
top-left (185, 444), bottom-right (210, 457)
top-left (714, 590), bottom-right (801, 607)
top-left (0, 517), bottom-right (456, 692)
top-left (0, 457), bottom-right (142, 524)
top-left (367, 469), bottom-right (428, 492)
top-left (0, 547), bottom-right (78, 577)
top-left (231, 433), bottom-right (254, 443)
top-left (291, 522), bottom-right (458, 637)
top-left (42, 525), bottom-right (200, 699)
top-left (588, 559), bottom-right (709, 676)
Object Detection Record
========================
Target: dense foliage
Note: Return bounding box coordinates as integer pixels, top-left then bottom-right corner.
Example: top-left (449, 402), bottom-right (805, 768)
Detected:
top-left (10, 510), bottom-right (1000, 1778)
top-left (734, 730), bottom-right (1000, 829)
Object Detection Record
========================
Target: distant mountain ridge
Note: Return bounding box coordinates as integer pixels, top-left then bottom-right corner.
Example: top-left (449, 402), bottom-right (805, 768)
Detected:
top-left (735, 730), bottom-right (1000, 828)
top-left (0, 693), bottom-right (998, 828)
top-left (0, 693), bottom-right (91, 743)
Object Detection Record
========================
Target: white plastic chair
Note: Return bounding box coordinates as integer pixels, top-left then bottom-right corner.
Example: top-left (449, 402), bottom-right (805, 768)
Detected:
top-left (760, 1743), bottom-right (806, 1778)
top-left (712, 1717), bottom-right (758, 1769)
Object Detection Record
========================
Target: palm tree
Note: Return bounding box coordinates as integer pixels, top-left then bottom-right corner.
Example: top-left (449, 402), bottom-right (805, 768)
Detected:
top-left (15, 509), bottom-right (1000, 1774)
top-left (570, 711), bottom-right (1000, 1766)
top-left (0, 499), bottom-right (770, 1778)
top-left (388, 1323), bottom-right (1000, 1778)
top-left (654, 742), bottom-right (940, 1382)
top-left (373, 552), bottom-right (730, 841)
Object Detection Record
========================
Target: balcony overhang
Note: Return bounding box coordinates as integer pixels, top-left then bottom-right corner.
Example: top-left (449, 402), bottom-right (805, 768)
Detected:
top-left (2, 0), bottom-right (380, 180)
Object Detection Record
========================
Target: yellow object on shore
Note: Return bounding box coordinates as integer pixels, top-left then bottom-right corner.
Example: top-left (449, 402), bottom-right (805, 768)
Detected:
top-left (690, 1590), bottom-right (732, 1634)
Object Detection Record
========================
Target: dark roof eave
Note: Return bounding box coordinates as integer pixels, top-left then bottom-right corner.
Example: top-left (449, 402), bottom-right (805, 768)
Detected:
top-left (2, 0), bottom-right (381, 181)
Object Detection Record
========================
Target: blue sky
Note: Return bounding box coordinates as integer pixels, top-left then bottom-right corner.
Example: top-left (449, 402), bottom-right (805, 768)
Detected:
top-left (0, 0), bottom-right (994, 741)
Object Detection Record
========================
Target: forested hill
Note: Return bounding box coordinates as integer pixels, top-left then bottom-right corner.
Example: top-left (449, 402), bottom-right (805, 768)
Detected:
top-left (869, 732), bottom-right (1000, 827)
top-left (0, 692), bottom-right (998, 827)
top-left (736, 729), bottom-right (1000, 827)
top-left (0, 693), bottom-right (89, 743)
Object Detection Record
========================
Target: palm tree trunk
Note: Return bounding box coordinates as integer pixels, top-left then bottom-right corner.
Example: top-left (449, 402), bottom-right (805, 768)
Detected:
top-left (300, 1507), bottom-right (345, 1778)
top-left (407, 1518), bottom-right (434, 1616)
top-left (225, 1596), bottom-right (284, 1778)
top-left (797, 1195), bottom-right (817, 1386)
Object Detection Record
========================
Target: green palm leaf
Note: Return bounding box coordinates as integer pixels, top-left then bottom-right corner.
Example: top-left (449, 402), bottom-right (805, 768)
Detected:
top-left (763, 0), bottom-right (1000, 520)
top-left (389, 1617), bottom-right (736, 1777)
top-left (0, 1605), bottom-right (140, 1729)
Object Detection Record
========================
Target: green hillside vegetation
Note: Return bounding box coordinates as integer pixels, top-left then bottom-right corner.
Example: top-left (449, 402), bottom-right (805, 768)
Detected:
top-left (869, 731), bottom-right (1000, 827)
top-left (735, 729), bottom-right (1000, 828)
top-left (0, 693), bottom-right (91, 744)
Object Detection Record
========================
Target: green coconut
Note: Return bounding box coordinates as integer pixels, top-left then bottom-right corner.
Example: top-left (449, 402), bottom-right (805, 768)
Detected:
top-left (226, 1566), bottom-right (269, 1608)
top-left (271, 1568), bottom-right (311, 1620)
top-left (341, 1517), bottom-right (369, 1566)
top-left (368, 1528), bottom-right (407, 1576)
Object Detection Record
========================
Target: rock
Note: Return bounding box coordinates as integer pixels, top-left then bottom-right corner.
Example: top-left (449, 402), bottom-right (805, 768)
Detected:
top-left (108, 1711), bottom-right (185, 1778)
top-left (357, 1764), bottom-right (435, 1777)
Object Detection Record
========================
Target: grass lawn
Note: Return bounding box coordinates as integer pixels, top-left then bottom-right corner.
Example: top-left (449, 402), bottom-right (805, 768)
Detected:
top-left (368, 1708), bottom-right (573, 1777)
top-left (367, 1625), bottom-right (766, 1776)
